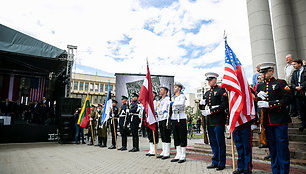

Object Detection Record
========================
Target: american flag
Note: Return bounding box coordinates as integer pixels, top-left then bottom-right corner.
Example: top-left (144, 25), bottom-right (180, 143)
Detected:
top-left (29, 77), bottom-right (46, 102)
top-left (220, 40), bottom-right (255, 133)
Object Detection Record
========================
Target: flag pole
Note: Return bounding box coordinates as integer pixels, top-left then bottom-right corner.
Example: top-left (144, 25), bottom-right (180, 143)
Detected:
top-left (152, 130), bottom-right (157, 159)
top-left (111, 108), bottom-right (118, 150)
top-left (90, 120), bottom-right (95, 145)
top-left (227, 91), bottom-right (236, 171)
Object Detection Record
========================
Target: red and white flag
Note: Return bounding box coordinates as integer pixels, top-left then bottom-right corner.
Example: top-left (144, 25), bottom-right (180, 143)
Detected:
top-left (138, 63), bottom-right (156, 132)
top-left (221, 40), bottom-right (255, 133)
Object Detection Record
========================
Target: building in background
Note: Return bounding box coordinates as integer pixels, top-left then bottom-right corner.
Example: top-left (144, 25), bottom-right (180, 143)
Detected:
top-left (71, 73), bottom-right (115, 105)
top-left (247, 0), bottom-right (306, 79)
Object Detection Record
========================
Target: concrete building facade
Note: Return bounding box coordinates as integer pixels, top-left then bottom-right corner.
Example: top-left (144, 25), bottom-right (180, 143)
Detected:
top-left (247, 0), bottom-right (306, 79)
top-left (71, 73), bottom-right (116, 105)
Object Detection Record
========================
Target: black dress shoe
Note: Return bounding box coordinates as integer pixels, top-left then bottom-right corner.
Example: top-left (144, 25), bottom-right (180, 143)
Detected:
top-left (216, 166), bottom-right (225, 171)
top-left (178, 159), bottom-right (186, 163)
top-left (264, 154), bottom-right (271, 160)
top-left (129, 148), bottom-right (136, 152)
top-left (157, 154), bottom-right (163, 158)
top-left (119, 147), bottom-right (127, 151)
top-left (207, 164), bottom-right (218, 169)
top-left (108, 145), bottom-right (116, 149)
top-left (129, 148), bottom-right (139, 152)
top-left (242, 170), bottom-right (252, 174)
top-left (233, 169), bottom-right (243, 174)
top-left (171, 158), bottom-right (179, 162)
top-left (161, 155), bottom-right (170, 160)
top-left (258, 144), bottom-right (268, 148)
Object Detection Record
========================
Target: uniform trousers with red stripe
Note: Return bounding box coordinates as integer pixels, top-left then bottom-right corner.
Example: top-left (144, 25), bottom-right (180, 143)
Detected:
top-left (233, 126), bottom-right (253, 172)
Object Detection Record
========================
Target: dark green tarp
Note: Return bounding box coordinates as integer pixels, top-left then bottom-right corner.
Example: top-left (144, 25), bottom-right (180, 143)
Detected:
top-left (0, 24), bottom-right (66, 58)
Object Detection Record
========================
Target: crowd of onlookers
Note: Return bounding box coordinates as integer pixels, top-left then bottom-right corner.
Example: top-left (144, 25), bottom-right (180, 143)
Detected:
top-left (0, 97), bottom-right (55, 125)
top-left (252, 55), bottom-right (306, 131)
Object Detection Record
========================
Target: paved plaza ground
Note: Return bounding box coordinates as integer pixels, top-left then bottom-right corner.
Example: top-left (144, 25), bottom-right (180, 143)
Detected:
top-left (0, 136), bottom-right (305, 174)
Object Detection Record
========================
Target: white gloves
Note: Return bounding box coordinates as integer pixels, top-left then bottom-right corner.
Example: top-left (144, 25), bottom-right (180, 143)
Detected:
top-left (89, 118), bottom-right (93, 121)
top-left (126, 109), bottom-right (129, 113)
top-left (258, 101), bottom-right (269, 108)
top-left (257, 91), bottom-right (267, 100)
top-left (200, 99), bottom-right (206, 106)
top-left (201, 109), bottom-right (210, 116)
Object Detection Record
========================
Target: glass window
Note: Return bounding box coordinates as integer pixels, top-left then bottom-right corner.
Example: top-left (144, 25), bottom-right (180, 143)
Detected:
top-left (95, 84), bottom-right (98, 92)
top-left (74, 82), bottom-right (78, 90)
top-left (79, 82), bottom-right (84, 91)
top-left (85, 83), bottom-right (89, 91)
top-left (100, 84), bottom-right (103, 92)
top-left (105, 84), bottom-right (108, 91)
top-left (94, 96), bottom-right (97, 104)
top-left (90, 83), bottom-right (93, 91)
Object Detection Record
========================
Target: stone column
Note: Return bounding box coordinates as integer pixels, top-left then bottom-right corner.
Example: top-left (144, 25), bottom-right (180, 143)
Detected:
top-left (270, 0), bottom-right (297, 79)
top-left (291, 0), bottom-right (306, 61)
top-left (247, 0), bottom-right (277, 75)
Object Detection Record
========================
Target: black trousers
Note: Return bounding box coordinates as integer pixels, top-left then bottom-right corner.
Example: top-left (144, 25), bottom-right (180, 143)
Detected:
top-left (159, 120), bottom-right (171, 143)
top-left (119, 117), bottom-right (127, 147)
top-left (172, 119), bottom-right (187, 147)
top-left (146, 123), bottom-right (159, 143)
top-left (110, 119), bottom-right (118, 146)
top-left (130, 116), bottom-right (140, 148)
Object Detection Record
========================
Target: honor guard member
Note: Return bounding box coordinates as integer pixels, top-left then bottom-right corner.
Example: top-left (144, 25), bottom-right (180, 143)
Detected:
top-left (88, 105), bottom-right (97, 146)
top-left (129, 93), bottom-right (141, 152)
top-left (232, 118), bottom-right (255, 173)
top-left (156, 87), bottom-right (171, 159)
top-left (108, 100), bottom-right (119, 149)
top-left (200, 72), bottom-right (228, 171)
top-left (145, 91), bottom-right (159, 156)
top-left (96, 104), bottom-right (104, 147)
top-left (256, 62), bottom-right (292, 174)
top-left (170, 82), bottom-right (187, 163)
top-left (118, 96), bottom-right (129, 151)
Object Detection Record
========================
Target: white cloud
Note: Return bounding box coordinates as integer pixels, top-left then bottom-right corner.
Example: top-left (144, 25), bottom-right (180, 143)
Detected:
top-left (0, 0), bottom-right (252, 93)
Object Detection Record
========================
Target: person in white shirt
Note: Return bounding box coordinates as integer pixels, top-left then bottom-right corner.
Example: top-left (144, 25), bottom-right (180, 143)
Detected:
top-left (156, 87), bottom-right (171, 159)
top-left (170, 82), bottom-right (187, 163)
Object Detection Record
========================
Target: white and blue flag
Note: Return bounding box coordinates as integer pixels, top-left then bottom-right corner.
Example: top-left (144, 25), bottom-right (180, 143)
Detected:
top-left (101, 82), bottom-right (112, 125)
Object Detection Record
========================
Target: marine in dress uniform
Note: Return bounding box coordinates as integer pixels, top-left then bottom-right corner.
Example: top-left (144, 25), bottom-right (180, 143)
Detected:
top-left (256, 62), bottom-right (292, 174)
top-left (232, 121), bottom-right (254, 174)
top-left (145, 92), bottom-right (159, 156)
top-left (170, 82), bottom-right (187, 163)
top-left (129, 93), bottom-right (141, 152)
top-left (118, 96), bottom-right (129, 151)
top-left (200, 72), bottom-right (228, 171)
top-left (108, 100), bottom-right (119, 149)
top-left (156, 87), bottom-right (171, 159)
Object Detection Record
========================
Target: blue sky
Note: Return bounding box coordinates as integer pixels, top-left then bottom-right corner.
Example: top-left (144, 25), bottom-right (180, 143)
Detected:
top-left (0, 0), bottom-right (253, 93)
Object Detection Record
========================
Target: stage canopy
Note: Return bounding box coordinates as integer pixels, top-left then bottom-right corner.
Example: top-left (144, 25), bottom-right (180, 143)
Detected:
top-left (0, 24), bottom-right (68, 77)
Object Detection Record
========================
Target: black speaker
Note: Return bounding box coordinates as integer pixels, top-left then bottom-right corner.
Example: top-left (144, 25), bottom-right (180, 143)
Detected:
top-left (58, 98), bottom-right (81, 143)
top-left (60, 98), bottom-right (82, 116)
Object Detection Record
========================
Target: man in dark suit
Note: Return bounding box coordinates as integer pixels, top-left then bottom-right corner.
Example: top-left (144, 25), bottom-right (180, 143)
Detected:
top-left (291, 59), bottom-right (306, 131)
top-left (1, 98), bottom-right (14, 116)
top-left (31, 101), bottom-right (40, 123)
